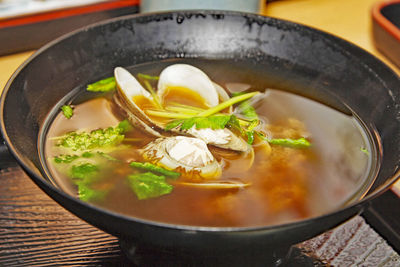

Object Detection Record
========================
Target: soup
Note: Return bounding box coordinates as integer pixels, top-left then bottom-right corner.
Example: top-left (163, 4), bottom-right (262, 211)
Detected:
top-left (43, 60), bottom-right (374, 227)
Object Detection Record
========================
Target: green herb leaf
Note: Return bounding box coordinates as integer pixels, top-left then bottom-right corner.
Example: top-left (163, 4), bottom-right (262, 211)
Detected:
top-left (232, 92), bottom-right (259, 120)
top-left (165, 115), bottom-right (232, 131)
top-left (54, 154), bottom-right (79, 164)
top-left (242, 105), bottom-right (258, 120)
top-left (247, 119), bottom-right (259, 131)
top-left (198, 115), bottom-right (232, 130)
top-left (57, 123), bottom-right (126, 151)
top-left (180, 117), bottom-right (197, 130)
top-left (61, 105), bottom-right (74, 119)
top-left (87, 77), bottom-right (116, 92)
top-left (117, 120), bottom-right (133, 133)
top-left (97, 151), bottom-right (119, 161)
top-left (128, 172), bottom-right (173, 200)
top-left (77, 183), bottom-right (107, 202)
top-left (69, 163), bottom-right (99, 180)
top-left (246, 131), bottom-right (255, 145)
top-left (226, 114), bottom-right (243, 132)
top-left (82, 151), bottom-right (94, 158)
top-left (165, 119), bottom-right (184, 131)
top-left (268, 137), bottom-right (311, 148)
top-left (130, 162), bottom-right (180, 179)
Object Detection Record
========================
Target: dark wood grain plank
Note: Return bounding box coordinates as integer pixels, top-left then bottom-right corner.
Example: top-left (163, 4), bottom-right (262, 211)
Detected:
top-left (0, 167), bottom-right (132, 267)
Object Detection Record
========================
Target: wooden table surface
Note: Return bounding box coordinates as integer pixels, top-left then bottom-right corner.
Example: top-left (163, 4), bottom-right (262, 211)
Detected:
top-left (0, 0), bottom-right (400, 265)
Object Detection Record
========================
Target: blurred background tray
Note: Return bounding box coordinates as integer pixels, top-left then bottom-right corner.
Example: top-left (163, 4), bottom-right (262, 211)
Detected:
top-left (0, 0), bottom-right (139, 55)
top-left (372, 0), bottom-right (400, 68)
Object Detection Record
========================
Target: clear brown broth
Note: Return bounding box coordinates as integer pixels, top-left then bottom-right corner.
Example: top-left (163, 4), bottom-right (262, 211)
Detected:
top-left (44, 60), bottom-right (373, 227)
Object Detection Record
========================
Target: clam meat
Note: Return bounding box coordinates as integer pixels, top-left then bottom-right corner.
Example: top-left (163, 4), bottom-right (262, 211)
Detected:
top-left (142, 136), bottom-right (222, 180)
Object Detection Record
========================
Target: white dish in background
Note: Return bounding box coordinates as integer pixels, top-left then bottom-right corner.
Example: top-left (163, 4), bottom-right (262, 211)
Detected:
top-left (140, 0), bottom-right (262, 13)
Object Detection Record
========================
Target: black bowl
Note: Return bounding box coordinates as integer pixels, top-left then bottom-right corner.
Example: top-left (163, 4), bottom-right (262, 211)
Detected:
top-left (1, 11), bottom-right (399, 265)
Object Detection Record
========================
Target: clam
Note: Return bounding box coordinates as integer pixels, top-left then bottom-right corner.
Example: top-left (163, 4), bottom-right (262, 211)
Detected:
top-left (114, 67), bottom-right (162, 131)
top-left (158, 64), bottom-right (220, 107)
top-left (142, 136), bottom-right (222, 180)
top-left (186, 127), bottom-right (249, 152)
top-left (113, 93), bottom-right (162, 137)
top-left (114, 65), bottom-right (248, 151)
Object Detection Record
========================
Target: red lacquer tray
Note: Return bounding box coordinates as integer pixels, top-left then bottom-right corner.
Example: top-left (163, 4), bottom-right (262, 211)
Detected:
top-left (0, 0), bottom-right (139, 55)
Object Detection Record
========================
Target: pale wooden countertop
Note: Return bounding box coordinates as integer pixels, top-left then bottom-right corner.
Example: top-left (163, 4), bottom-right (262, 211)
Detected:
top-left (1, 0), bottom-right (399, 191)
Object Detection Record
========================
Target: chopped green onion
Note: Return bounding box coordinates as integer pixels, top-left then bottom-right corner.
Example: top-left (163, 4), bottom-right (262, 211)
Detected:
top-left (165, 106), bottom-right (200, 115)
top-left (197, 92), bottom-right (259, 117)
top-left (360, 147), bottom-right (370, 156)
top-left (87, 77), bottom-right (116, 92)
top-left (168, 102), bottom-right (205, 112)
top-left (268, 137), bottom-right (311, 148)
top-left (61, 105), bottom-right (73, 119)
top-left (142, 79), bottom-right (163, 109)
top-left (137, 73), bottom-right (159, 81)
top-left (145, 109), bottom-right (193, 119)
top-left (256, 132), bottom-right (311, 149)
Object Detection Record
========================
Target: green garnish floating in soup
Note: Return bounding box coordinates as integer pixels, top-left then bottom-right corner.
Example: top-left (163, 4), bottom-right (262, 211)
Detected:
top-left (87, 77), bottom-right (116, 92)
top-left (244, 119), bottom-right (260, 145)
top-left (54, 154), bottom-right (79, 164)
top-left (77, 182), bottom-right (107, 202)
top-left (97, 151), bottom-right (119, 161)
top-left (116, 119), bottom-right (133, 133)
top-left (256, 132), bottom-right (311, 149)
top-left (61, 105), bottom-right (74, 119)
top-left (268, 137), bottom-right (311, 148)
top-left (197, 92), bottom-right (259, 117)
top-left (50, 121), bottom-right (135, 202)
top-left (69, 162), bottom-right (99, 180)
top-left (137, 73), bottom-right (159, 81)
top-left (130, 162), bottom-right (180, 179)
top-left (55, 121), bottom-right (130, 151)
top-left (128, 172), bottom-right (173, 200)
top-left (360, 147), bottom-right (370, 156)
top-left (165, 114), bottom-right (233, 131)
top-left (232, 92), bottom-right (259, 120)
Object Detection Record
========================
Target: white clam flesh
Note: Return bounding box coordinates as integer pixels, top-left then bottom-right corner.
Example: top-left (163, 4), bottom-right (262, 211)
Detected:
top-left (142, 136), bottom-right (222, 180)
top-left (187, 127), bottom-right (249, 152)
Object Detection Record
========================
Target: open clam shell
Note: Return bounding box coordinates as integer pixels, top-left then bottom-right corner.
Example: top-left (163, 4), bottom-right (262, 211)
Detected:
top-left (158, 64), bottom-right (220, 107)
top-left (114, 67), bottom-right (161, 130)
